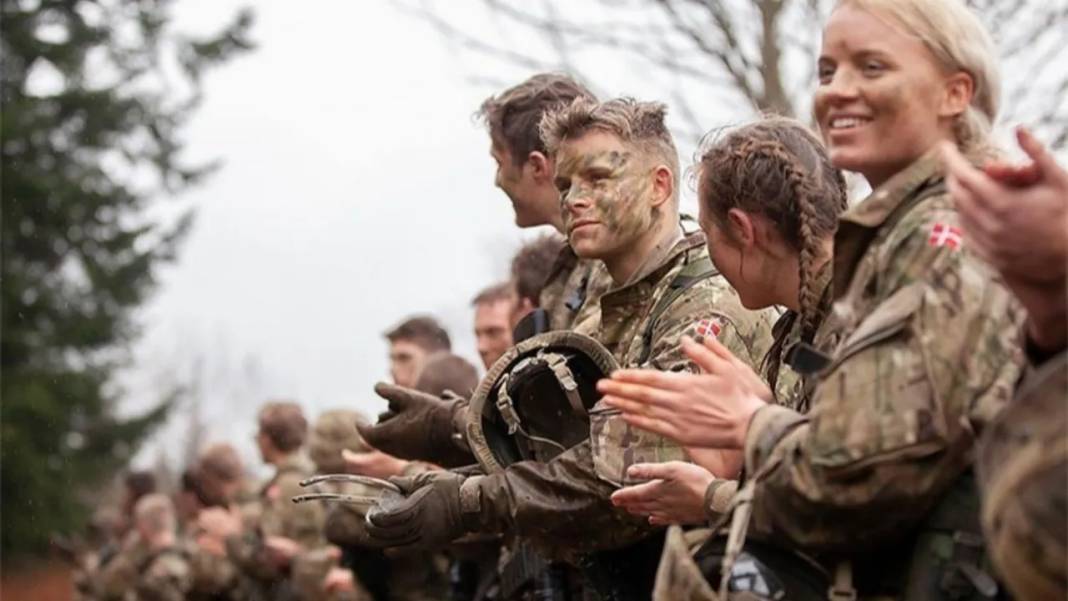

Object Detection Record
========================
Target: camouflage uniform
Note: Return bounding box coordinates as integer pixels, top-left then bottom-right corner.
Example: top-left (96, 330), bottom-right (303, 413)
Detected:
top-left (978, 349), bottom-right (1067, 601)
top-left (90, 535), bottom-right (148, 601)
top-left (227, 453), bottom-right (324, 601)
top-left (738, 154), bottom-right (1025, 598)
top-left (538, 243), bottom-right (612, 333)
top-left (132, 545), bottom-right (194, 601)
top-left (462, 230), bottom-right (774, 555)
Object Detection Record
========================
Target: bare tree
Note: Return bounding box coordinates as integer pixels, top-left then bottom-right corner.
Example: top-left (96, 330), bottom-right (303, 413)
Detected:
top-left (395, 0), bottom-right (1067, 150)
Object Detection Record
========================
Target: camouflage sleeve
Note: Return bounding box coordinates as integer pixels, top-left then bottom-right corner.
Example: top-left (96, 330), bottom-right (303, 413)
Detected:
top-left (135, 553), bottom-right (193, 601)
top-left (743, 207), bottom-right (1024, 552)
top-left (592, 281), bottom-right (774, 487)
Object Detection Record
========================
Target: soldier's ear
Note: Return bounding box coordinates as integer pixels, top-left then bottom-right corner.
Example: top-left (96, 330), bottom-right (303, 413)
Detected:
top-left (650, 164), bottom-right (674, 209)
top-left (527, 151), bottom-right (552, 182)
top-left (726, 208), bottom-right (756, 248)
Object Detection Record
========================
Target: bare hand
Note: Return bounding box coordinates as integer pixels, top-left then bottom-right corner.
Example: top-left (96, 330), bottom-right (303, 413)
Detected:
top-left (942, 129), bottom-right (1068, 351)
top-left (323, 566), bottom-right (356, 593)
top-left (263, 535), bottom-right (302, 568)
top-left (342, 448), bottom-right (411, 479)
top-left (610, 461), bottom-right (715, 526)
top-left (597, 336), bottom-right (768, 449)
top-left (197, 506), bottom-right (243, 540)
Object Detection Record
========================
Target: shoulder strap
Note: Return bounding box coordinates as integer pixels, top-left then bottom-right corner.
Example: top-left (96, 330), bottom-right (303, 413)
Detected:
top-left (636, 254), bottom-right (716, 365)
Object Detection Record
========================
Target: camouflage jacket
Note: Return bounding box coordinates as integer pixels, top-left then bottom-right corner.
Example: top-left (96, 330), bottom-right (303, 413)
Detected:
top-left (539, 243), bottom-right (613, 333)
top-left (742, 154), bottom-right (1025, 591)
top-left (131, 545), bottom-right (194, 601)
top-left (977, 349), bottom-right (1067, 601)
top-left (465, 231), bottom-right (774, 555)
top-left (227, 454), bottom-right (324, 592)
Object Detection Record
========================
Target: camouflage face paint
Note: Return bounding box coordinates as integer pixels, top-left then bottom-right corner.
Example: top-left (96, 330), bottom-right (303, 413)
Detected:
top-left (554, 144), bottom-right (656, 244)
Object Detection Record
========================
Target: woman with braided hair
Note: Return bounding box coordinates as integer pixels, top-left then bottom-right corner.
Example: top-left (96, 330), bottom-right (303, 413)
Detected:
top-left (607, 115), bottom-right (848, 527)
top-left (601, 0), bottom-right (1030, 598)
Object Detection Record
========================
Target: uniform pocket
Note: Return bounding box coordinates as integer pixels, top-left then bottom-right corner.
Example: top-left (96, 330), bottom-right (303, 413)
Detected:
top-left (810, 284), bottom-right (948, 474)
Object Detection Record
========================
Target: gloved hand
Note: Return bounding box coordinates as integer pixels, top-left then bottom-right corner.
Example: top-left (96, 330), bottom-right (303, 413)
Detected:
top-left (357, 382), bottom-right (475, 468)
top-left (365, 471), bottom-right (475, 549)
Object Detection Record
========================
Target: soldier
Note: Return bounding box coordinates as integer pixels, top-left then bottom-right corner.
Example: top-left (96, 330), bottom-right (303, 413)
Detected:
top-left (130, 494), bottom-right (193, 601)
top-left (357, 74), bottom-right (607, 466)
top-left (383, 316), bottom-right (451, 389)
top-left (606, 116), bottom-right (848, 528)
top-left (92, 494), bottom-right (192, 601)
top-left (509, 234), bottom-right (568, 325)
top-left (472, 282), bottom-right (516, 369)
top-left (943, 129), bottom-right (1068, 601)
top-left (292, 409), bottom-right (374, 601)
top-left (600, 1), bottom-right (1026, 599)
top-left (187, 443), bottom-right (251, 601)
top-left (200, 402), bottom-right (323, 601)
top-left (359, 98), bottom-right (773, 600)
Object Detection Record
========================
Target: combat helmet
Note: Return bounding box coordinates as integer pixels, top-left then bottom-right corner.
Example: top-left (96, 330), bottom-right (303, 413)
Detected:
top-left (467, 330), bottom-right (617, 473)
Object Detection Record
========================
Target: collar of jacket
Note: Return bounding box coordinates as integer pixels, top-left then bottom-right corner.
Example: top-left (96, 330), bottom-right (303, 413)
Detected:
top-left (832, 150), bottom-right (944, 299)
top-left (600, 229), bottom-right (707, 309)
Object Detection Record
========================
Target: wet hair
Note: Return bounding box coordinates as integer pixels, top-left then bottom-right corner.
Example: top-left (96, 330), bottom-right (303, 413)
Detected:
top-left (414, 352), bottom-right (480, 398)
top-left (383, 316), bottom-right (451, 353)
top-left (511, 234), bottom-right (567, 306)
top-left (540, 97), bottom-right (681, 204)
top-left (836, 0), bottom-right (1000, 153)
top-left (696, 116), bottom-right (848, 386)
top-left (257, 401), bottom-right (308, 453)
top-left (471, 282), bottom-right (515, 307)
top-left (478, 73), bottom-right (596, 166)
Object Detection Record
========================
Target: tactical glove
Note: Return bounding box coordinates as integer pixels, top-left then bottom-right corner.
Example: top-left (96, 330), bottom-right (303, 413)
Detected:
top-left (364, 471), bottom-right (479, 549)
top-left (357, 382), bottom-right (475, 468)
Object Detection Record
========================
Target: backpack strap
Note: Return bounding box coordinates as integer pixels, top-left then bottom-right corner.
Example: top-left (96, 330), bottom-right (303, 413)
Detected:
top-left (636, 254), bottom-right (716, 365)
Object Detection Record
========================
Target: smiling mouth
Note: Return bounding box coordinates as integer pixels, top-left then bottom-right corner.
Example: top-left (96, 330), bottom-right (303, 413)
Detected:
top-left (570, 220), bottom-right (599, 233)
top-left (828, 116), bottom-right (873, 131)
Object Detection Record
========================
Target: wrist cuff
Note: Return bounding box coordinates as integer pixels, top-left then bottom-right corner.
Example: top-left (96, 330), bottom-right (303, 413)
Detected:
top-left (744, 405), bottom-right (807, 476)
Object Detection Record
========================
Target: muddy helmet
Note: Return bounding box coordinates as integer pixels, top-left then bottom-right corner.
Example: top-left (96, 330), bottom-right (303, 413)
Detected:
top-left (467, 331), bottom-right (618, 473)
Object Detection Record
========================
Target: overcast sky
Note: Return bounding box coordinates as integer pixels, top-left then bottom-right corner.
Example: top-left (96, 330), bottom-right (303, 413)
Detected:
top-left (121, 0), bottom-right (676, 470)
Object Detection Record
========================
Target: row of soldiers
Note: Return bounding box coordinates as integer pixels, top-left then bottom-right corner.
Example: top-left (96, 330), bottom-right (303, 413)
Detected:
top-left (75, 0), bottom-right (1065, 599)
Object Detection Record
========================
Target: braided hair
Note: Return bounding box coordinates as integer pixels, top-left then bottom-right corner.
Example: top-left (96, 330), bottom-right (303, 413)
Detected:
top-left (695, 116), bottom-right (847, 390)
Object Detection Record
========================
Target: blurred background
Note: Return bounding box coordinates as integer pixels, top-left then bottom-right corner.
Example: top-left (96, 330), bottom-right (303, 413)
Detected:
top-left (2, 0), bottom-right (1065, 595)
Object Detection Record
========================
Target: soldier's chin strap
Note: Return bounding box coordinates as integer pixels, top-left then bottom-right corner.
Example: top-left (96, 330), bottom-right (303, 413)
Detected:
top-left (494, 350), bottom-right (587, 457)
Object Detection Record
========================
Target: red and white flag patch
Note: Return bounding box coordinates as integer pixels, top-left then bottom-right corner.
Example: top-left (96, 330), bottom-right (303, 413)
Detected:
top-left (694, 318), bottom-right (723, 339)
top-left (928, 223), bottom-right (962, 250)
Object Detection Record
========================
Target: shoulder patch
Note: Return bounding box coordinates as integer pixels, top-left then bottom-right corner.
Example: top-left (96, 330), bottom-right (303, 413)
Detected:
top-left (694, 317), bottom-right (723, 340)
top-left (927, 223), bottom-right (962, 250)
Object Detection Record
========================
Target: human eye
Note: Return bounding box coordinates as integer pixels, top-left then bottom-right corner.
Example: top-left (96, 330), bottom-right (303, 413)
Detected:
top-left (817, 60), bottom-right (836, 84)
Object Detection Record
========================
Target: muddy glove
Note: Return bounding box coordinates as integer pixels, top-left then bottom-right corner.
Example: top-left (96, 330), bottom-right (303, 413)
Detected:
top-left (357, 382), bottom-right (475, 468)
top-left (364, 471), bottom-right (479, 549)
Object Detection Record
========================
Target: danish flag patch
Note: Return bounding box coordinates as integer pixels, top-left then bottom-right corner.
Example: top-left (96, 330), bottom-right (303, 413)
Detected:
top-left (694, 318), bottom-right (723, 339)
top-left (928, 223), bottom-right (963, 250)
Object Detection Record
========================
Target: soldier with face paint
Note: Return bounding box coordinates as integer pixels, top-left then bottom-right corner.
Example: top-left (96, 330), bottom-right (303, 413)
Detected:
top-left (357, 74), bottom-right (611, 470)
top-left (355, 98), bottom-right (773, 601)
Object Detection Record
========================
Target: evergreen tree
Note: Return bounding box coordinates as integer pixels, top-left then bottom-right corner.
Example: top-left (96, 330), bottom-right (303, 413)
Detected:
top-left (1, 0), bottom-right (253, 559)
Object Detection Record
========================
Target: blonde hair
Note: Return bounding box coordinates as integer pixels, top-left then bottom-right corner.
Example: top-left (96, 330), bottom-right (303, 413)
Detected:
top-left (836, 0), bottom-right (1000, 152)
top-left (540, 97), bottom-right (680, 203)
